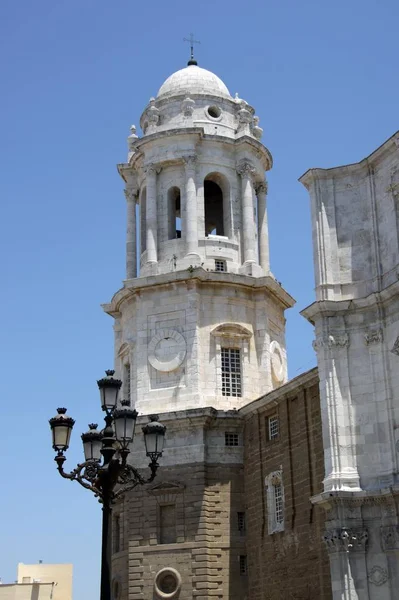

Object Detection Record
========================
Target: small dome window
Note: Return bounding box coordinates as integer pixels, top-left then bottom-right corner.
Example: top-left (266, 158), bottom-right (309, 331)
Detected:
top-left (206, 105), bottom-right (222, 120)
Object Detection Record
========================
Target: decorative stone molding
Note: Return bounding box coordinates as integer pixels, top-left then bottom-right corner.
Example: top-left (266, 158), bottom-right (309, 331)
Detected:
top-left (323, 528), bottom-right (368, 553)
top-left (254, 181), bottom-right (268, 195)
top-left (390, 336), bottom-right (399, 356)
top-left (381, 525), bottom-right (399, 550)
top-left (270, 340), bottom-right (285, 384)
top-left (313, 333), bottom-right (349, 350)
top-left (154, 568), bottom-right (182, 599)
top-left (127, 124), bottom-right (138, 153)
top-left (364, 328), bottom-right (383, 345)
top-left (236, 161), bottom-right (256, 178)
top-left (368, 565), bottom-right (389, 586)
top-left (181, 96), bottom-right (195, 116)
top-left (148, 329), bottom-right (187, 372)
top-left (265, 469), bottom-right (284, 534)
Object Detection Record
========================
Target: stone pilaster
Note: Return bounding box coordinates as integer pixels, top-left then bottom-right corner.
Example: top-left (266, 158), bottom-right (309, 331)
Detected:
top-left (124, 187), bottom-right (138, 279)
top-left (145, 164), bottom-right (160, 264)
top-left (237, 161), bottom-right (256, 265)
top-left (183, 155), bottom-right (200, 260)
top-left (255, 181), bottom-right (269, 273)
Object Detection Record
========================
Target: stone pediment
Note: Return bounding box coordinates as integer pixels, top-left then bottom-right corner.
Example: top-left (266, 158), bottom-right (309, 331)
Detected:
top-left (210, 323), bottom-right (252, 339)
top-left (147, 481), bottom-right (185, 495)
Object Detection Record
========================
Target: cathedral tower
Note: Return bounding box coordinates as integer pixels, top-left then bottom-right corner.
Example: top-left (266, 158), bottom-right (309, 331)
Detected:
top-left (104, 59), bottom-right (294, 600)
top-left (104, 61), bottom-right (294, 416)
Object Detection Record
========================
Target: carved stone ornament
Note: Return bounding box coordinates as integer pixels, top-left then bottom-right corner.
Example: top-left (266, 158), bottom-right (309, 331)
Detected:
top-left (124, 188), bottom-right (138, 202)
top-left (183, 155), bottom-right (196, 171)
top-left (255, 181), bottom-right (268, 196)
top-left (381, 525), bottom-right (399, 551)
top-left (147, 98), bottom-right (160, 125)
top-left (313, 333), bottom-right (349, 350)
top-left (368, 566), bottom-right (389, 586)
top-left (364, 328), bottom-right (383, 345)
top-left (323, 528), bottom-right (368, 553)
top-left (237, 161), bottom-right (256, 178)
top-left (148, 329), bottom-right (186, 372)
top-left (181, 96), bottom-right (195, 116)
top-left (146, 163), bottom-right (162, 177)
top-left (252, 116), bottom-right (263, 140)
top-left (390, 336), bottom-right (399, 356)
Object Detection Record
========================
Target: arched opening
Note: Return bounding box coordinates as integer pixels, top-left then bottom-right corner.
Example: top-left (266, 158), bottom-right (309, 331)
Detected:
top-left (204, 174), bottom-right (228, 236)
top-left (167, 187), bottom-right (181, 239)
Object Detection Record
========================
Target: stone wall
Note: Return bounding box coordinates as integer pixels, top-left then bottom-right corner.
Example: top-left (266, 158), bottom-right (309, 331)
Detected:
top-left (242, 370), bottom-right (331, 600)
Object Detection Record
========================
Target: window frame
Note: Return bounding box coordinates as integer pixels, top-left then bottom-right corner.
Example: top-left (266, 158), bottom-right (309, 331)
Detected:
top-left (225, 432), bottom-right (240, 447)
top-left (221, 347), bottom-right (242, 397)
top-left (265, 469), bottom-right (285, 534)
top-left (267, 414), bottom-right (280, 441)
top-left (211, 323), bottom-right (252, 400)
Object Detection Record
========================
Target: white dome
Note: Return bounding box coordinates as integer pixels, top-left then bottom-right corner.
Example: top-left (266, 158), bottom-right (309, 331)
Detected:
top-left (157, 65), bottom-right (231, 99)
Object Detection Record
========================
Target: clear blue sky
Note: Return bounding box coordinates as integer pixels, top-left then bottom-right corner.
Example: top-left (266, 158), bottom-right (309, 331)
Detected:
top-left (0, 0), bottom-right (397, 598)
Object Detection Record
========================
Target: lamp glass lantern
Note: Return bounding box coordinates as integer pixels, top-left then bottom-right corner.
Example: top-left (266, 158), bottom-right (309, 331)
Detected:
top-left (142, 415), bottom-right (166, 460)
top-left (114, 401), bottom-right (138, 449)
top-left (49, 408), bottom-right (75, 452)
top-left (97, 369), bottom-right (122, 413)
top-left (81, 424), bottom-right (103, 462)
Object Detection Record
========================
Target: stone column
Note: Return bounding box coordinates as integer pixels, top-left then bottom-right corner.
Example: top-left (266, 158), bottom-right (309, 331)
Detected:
top-left (237, 161), bottom-right (256, 265)
top-left (183, 155), bottom-right (200, 259)
top-left (145, 164), bottom-right (159, 264)
top-left (255, 181), bottom-right (270, 273)
top-left (323, 526), bottom-right (369, 600)
top-left (124, 188), bottom-right (138, 279)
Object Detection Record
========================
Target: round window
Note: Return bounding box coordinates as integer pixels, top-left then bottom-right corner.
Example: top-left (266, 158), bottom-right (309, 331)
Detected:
top-left (154, 568), bottom-right (182, 599)
top-left (206, 105), bottom-right (222, 120)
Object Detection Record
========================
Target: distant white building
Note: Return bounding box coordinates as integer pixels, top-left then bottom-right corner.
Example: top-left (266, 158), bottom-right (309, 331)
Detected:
top-left (0, 563), bottom-right (72, 600)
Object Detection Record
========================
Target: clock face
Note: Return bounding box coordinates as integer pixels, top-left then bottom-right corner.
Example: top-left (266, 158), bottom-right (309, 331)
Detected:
top-left (148, 329), bottom-right (187, 372)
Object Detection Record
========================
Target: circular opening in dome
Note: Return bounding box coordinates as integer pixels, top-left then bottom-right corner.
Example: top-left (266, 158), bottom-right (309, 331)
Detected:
top-left (207, 105), bottom-right (222, 120)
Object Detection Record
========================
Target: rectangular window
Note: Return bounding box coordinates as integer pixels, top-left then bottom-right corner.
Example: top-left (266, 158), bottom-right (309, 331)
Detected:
top-left (113, 514), bottom-right (120, 553)
top-left (221, 347), bottom-right (242, 397)
top-left (215, 259), bottom-right (226, 272)
top-left (268, 415), bottom-right (279, 441)
top-left (160, 504), bottom-right (176, 544)
top-left (124, 363), bottom-right (131, 401)
top-left (274, 484), bottom-right (283, 524)
top-left (239, 555), bottom-right (248, 575)
top-left (225, 432), bottom-right (239, 447)
top-left (237, 512), bottom-right (246, 533)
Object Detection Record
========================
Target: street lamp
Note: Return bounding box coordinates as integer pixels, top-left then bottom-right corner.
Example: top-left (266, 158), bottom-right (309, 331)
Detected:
top-left (49, 370), bottom-right (166, 600)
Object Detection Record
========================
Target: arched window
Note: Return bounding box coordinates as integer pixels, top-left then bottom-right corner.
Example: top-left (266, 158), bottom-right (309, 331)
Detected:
top-left (204, 178), bottom-right (224, 236)
top-left (167, 187), bottom-right (181, 240)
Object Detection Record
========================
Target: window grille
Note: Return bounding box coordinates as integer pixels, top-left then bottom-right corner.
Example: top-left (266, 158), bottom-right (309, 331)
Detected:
top-left (225, 432), bottom-right (239, 446)
top-left (221, 347), bottom-right (242, 397)
top-left (239, 555), bottom-right (248, 575)
top-left (124, 363), bottom-right (131, 401)
top-left (215, 259), bottom-right (226, 272)
top-left (274, 484), bottom-right (283, 524)
top-left (268, 415), bottom-right (279, 441)
top-left (237, 512), bottom-right (246, 533)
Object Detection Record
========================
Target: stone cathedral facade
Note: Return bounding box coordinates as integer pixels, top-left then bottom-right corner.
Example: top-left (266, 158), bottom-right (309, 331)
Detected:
top-left (102, 57), bottom-right (399, 600)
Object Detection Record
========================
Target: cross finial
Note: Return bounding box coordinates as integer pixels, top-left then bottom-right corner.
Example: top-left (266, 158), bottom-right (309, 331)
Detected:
top-left (183, 33), bottom-right (200, 66)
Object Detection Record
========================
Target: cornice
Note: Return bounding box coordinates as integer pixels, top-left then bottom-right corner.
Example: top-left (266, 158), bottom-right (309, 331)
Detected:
top-left (299, 130), bottom-right (399, 189)
top-left (301, 278), bottom-right (399, 324)
top-left (102, 268), bottom-right (295, 317)
top-left (239, 367), bottom-right (318, 417)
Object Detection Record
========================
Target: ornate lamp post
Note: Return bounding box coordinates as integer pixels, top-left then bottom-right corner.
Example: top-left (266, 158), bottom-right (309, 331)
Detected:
top-left (49, 370), bottom-right (166, 600)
